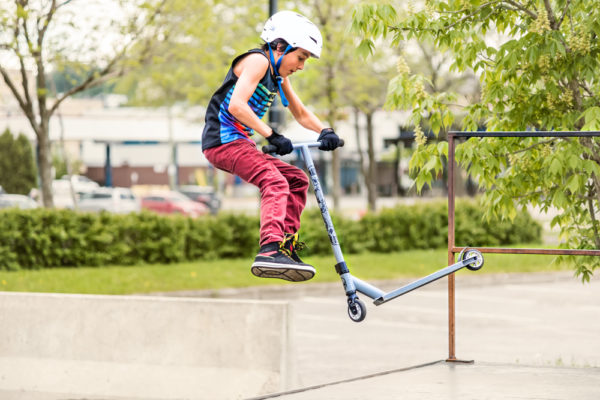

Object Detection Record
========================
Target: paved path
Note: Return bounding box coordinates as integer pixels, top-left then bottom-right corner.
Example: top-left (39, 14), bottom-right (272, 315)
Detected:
top-left (199, 271), bottom-right (600, 399)
top-left (250, 361), bottom-right (600, 400)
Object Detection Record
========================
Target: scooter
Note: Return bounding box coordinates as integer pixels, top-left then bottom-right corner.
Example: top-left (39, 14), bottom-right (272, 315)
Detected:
top-left (263, 140), bottom-right (484, 322)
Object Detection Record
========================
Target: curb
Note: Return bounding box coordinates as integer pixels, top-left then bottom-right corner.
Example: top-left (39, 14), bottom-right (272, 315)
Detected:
top-left (148, 270), bottom-right (580, 300)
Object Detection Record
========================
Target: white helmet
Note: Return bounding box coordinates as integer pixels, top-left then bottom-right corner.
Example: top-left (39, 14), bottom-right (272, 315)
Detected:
top-left (261, 11), bottom-right (323, 59)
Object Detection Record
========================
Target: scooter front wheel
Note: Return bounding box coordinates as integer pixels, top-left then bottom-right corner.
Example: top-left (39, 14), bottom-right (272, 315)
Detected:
top-left (347, 298), bottom-right (367, 322)
top-left (462, 248), bottom-right (484, 271)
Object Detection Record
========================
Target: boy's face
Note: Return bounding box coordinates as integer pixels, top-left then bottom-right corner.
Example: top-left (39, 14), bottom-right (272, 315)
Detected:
top-left (278, 49), bottom-right (311, 77)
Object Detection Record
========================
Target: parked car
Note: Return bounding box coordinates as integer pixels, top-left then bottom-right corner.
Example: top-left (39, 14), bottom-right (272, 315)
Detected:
top-left (77, 187), bottom-right (140, 214)
top-left (59, 175), bottom-right (100, 196)
top-left (177, 185), bottom-right (221, 215)
top-left (141, 191), bottom-right (208, 217)
top-left (0, 194), bottom-right (39, 209)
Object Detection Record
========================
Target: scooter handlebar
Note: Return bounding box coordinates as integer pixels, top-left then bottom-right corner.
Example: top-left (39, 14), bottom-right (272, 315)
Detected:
top-left (262, 138), bottom-right (345, 154)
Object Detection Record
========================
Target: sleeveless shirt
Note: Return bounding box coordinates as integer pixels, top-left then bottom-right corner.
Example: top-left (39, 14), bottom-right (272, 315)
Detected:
top-left (202, 49), bottom-right (278, 150)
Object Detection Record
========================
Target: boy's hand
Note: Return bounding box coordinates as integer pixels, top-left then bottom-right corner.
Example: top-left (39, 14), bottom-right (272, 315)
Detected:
top-left (318, 128), bottom-right (340, 151)
top-left (266, 131), bottom-right (293, 155)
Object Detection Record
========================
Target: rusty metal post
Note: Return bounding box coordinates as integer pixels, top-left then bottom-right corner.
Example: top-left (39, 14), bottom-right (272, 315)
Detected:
top-left (447, 133), bottom-right (456, 361)
top-left (443, 130), bottom-right (600, 363)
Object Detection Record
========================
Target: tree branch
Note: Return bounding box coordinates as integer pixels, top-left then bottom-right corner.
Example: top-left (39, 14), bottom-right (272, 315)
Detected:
top-left (13, 10), bottom-right (35, 122)
top-left (0, 64), bottom-right (41, 139)
top-left (48, 0), bottom-right (167, 116)
top-left (580, 82), bottom-right (599, 105)
top-left (16, 49), bottom-right (34, 117)
top-left (508, 138), bottom-right (559, 155)
top-left (49, 55), bottom-right (119, 115)
top-left (586, 186), bottom-right (600, 248)
top-left (38, 0), bottom-right (57, 44)
top-left (503, 0), bottom-right (537, 19)
top-left (35, 41), bottom-right (49, 124)
top-left (542, 0), bottom-right (558, 29)
top-left (556, 0), bottom-right (572, 29)
top-left (56, 0), bottom-right (76, 10)
top-left (387, 1), bottom-right (503, 34)
top-left (443, 1), bottom-right (502, 30)
top-left (512, 186), bottom-right (559, 200)
top-left (0, 65), bottom-right (28, 116)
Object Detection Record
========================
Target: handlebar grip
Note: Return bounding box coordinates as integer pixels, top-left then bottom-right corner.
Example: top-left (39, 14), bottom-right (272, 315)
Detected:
top-left (262, 144), bottom-right (277, 154)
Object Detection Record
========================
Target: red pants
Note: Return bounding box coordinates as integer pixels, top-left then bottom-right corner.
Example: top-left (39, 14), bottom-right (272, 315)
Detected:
top-left (204, 139), bottom-right (309, 246)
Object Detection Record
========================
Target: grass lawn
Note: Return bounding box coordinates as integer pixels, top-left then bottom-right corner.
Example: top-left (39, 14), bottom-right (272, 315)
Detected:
top-left (0, 246), bottom-right (573, 295)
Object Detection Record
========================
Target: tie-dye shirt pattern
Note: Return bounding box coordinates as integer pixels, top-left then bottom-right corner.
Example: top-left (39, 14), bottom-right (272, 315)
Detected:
top-left (218, 83), bottom-right (276, 144)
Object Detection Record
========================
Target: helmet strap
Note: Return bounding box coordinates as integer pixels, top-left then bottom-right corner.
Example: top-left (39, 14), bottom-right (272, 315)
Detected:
top-left (268, 44), bottom-right (293, 107)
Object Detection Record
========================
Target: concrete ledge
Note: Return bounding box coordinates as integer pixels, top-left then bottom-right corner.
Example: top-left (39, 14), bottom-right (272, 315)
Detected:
top-left (0, 292), bottom-right (294, 399)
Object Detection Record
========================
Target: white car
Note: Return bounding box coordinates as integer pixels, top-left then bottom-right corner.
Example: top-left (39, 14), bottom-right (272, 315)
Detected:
top-left (59, 175), bottom-right (100, 195)
top-left (77, 187), bottom-right (140, 214)
top-left (0, 194), bottom-right (39, 209)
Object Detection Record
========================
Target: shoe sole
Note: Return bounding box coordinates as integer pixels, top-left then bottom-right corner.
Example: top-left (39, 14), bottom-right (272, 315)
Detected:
top-left (251, 262), bottom-right (315, 282)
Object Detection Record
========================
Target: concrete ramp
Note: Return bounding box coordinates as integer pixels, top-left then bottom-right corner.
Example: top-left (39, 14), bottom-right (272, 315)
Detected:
top-left (0, 292), bottom-right (294, 399)
top-left (249, 361), bottom-right (600, 400)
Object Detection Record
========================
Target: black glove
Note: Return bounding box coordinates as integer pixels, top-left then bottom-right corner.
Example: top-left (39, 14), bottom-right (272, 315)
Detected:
top-left (318, 128), bottom-right (340, 151)
top-left (266, 129), bottom-right (293, 155)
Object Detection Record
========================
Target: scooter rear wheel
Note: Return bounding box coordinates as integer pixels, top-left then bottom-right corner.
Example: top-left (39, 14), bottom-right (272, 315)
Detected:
top-left (348, 299), bottom-right (367, 322)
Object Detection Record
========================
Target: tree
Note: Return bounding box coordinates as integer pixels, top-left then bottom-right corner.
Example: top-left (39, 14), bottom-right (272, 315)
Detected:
top-left (49, 64), bottom-right (115, 98)
top-left (293, 0), bottom-right (357, 208)
top-left (344, 53), bottom-right (393, 211)
top-left (111, 0), bottom-right (266, 188)
top-left (354, 1), bottom-right (600, 280)
top-left (0, 129), bottom-right (37, 194)
top-left (0, 0), bottom-right (165, 207)
top-left (114, 0), bottom-right (266, 108)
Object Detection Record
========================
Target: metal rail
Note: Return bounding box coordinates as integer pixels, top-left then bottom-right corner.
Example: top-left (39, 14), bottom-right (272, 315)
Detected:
top-left (446, 130), bottom-right (600, 362)
top-left (452, 247), bottom-right (600, 256)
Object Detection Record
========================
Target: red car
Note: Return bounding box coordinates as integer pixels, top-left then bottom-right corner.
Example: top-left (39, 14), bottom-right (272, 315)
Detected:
top-left (141, 191), bottom-right (208, 217)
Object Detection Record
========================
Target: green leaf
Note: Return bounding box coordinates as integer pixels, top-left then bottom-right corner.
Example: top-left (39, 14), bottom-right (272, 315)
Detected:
top-left (552, 190), bottom-right (567, 208)
top-left (549, 157), bottom-right (562, 176)
top-left (356, 39), bottom-right (374, 58)
top-left (579, 107), bottom-right (600, 131)
top-left (423, 156), bottom-right (438, 172)
top-left (565, 175), bottom-right (581, 193)
top-left (437, 141), bottom-right (448, 157)
top-left (16, 4), bottom-right (28, 19)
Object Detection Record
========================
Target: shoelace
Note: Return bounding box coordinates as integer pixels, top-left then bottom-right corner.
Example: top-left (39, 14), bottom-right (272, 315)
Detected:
top-left (280, 233), bottom-right (307, 256)
top-left (279, 248), bottom-right (295, 260)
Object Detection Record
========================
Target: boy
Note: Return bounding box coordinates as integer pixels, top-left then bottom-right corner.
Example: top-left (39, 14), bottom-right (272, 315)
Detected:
top-left (202, 11), bottom-right (340, 282)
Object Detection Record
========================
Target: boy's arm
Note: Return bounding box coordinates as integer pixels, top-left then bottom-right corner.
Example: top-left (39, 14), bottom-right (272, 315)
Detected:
top-left (281, 77), bottom-right (326, 134)
top-left (228, 54), bottom-right (276, 138)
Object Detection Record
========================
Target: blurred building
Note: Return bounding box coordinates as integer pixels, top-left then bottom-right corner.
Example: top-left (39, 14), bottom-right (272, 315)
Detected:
top-left (1, 93), bottom-right (414, 195)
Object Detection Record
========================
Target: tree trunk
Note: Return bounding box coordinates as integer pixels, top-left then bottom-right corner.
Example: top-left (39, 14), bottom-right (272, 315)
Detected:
top-left (366, 112), bottom-right (377, 212)
top-left (325, 62), bottom-right (341, 209)
top-left (332, 149), bottom-right (341, 207)
top-left (37, 120), bottom-right (54, 208)
top-left (354, 109), bottom-right (368, 195)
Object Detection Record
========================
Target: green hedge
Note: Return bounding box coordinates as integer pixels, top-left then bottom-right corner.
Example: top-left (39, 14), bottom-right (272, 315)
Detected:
top-left (0, 200), bottom-right (541, 270)
top-left (299, 200), bottom-right (541, 256)
top-left (0, 210), bottom-right (259, 270)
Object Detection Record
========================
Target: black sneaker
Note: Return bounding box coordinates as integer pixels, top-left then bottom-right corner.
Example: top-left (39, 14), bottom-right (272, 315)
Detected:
top-left (281, 232), bottom-right (307, 263)
top-left (251, 242), bottom-right (315, 282)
